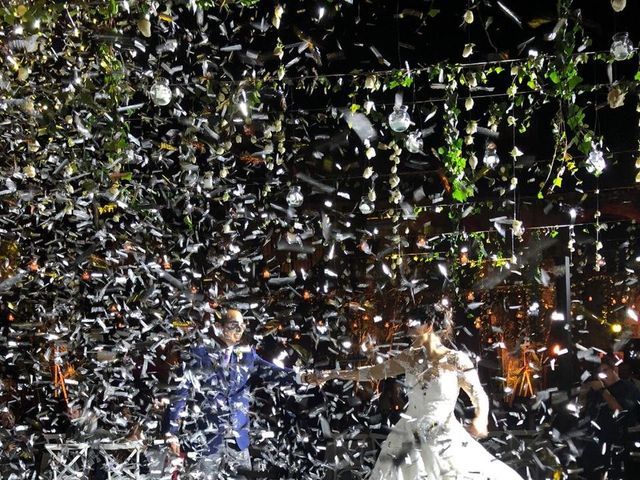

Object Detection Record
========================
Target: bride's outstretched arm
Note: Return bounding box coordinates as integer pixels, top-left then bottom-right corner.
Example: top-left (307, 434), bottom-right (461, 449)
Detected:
top-left (456, 352), bottom-right (490, 437)
top-left (315, 349), bottom-right (417, 383)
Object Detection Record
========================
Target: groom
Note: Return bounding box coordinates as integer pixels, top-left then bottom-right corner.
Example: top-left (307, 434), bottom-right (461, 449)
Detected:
top-left (165, 309), bottom-right (301, 479)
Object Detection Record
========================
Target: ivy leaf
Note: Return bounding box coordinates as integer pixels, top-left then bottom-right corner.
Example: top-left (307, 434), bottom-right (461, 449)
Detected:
top-left (401, 76), bottom-right (414, 88)
top-left (528, 17), bottom-right (553, 28)
top-left (452, 187), bottom-right (468, 202)
top-left (549, 71), bottom-right (561, 84)
top-left (567, 75), bottom-right (583, 91)
top-left (553, 176), bottom-right (562, 187)
top-left (635, 71), bottom-right (640, 81)
top-left (428, 8), bottom-right (440, 17)
top-left (537, 191), bottom-right (544, 199)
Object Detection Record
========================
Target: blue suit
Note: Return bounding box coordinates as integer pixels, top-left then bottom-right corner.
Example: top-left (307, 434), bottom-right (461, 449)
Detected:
top-left (167, 341), bottom-right (294, 455)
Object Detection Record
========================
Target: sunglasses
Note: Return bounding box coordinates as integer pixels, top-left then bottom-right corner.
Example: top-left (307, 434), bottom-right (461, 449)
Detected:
top-left (223, 323), bottom-right (246, 333)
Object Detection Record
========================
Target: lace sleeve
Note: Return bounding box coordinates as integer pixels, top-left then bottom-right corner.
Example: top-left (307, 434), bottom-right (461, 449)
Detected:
top-left (456, 351), bottom-right (489, 424)
top-left (334, 348), bottom-right (423, 382)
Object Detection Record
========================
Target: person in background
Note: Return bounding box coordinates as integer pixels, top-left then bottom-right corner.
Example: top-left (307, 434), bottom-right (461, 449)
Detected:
top-left (165, 309), bottom-right (304, 479)
top-left (580, 354), bottom-right (640, 479)
top-left (618, 362), bottom-right (640, 391)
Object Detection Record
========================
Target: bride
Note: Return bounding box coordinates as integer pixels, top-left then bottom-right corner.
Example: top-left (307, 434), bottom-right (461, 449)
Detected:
top-left (309, 303), bottom-right (523, 480)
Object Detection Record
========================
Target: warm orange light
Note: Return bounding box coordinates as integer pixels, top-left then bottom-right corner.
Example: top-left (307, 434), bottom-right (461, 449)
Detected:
top-left (551, 344), bottom-right (562, 356)
top-left (303, 290), bottom-right (312, 301)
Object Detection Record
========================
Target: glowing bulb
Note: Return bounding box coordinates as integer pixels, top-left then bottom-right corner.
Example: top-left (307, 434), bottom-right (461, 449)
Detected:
top-left (611, 323), bottom-right (622, 333)
top-left (569, 208), bottom-right (577, 220)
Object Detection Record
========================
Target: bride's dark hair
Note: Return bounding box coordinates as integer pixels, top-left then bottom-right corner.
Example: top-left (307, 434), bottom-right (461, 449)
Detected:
top-left (407, 301), bottom-right (454, 345)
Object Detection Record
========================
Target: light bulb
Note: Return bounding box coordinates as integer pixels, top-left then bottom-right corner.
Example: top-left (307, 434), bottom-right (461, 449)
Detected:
top-left (388, 105), bottom-right (411, 132)
top-left (405, 131), bottom-right (423, 153)
top-left (610, 32), bottom-right (634, 61)
top-left (149, 79), bottom-right (172, 106)
top-left (586, 147), bottom-right (606, 175)
top-left (286, 185), bottom-right (304, 208)
top-left (483, 141), bottom-right (500, 168)
top-left (358, 197), bottom-right (375, 215)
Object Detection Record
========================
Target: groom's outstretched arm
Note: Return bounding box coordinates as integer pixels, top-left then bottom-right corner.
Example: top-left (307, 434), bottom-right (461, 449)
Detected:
top-left (253, 351), bottom-right (299, 384)
top-left (313, 348), bottom-right (418, 383)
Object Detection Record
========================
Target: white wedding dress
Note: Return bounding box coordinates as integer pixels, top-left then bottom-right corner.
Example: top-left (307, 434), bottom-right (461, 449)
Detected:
top-left (367, 349), bottom-right (523, 480)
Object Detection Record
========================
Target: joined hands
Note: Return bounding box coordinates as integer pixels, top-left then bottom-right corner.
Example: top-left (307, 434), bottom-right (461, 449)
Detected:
top-left (302, 370), bottom-right (334, 386)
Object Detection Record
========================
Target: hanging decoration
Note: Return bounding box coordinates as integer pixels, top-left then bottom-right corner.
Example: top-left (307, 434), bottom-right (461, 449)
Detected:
top-left (610, 32), bottom-right (634, 60)
top-left (286, 185), bottom-right (304, 208)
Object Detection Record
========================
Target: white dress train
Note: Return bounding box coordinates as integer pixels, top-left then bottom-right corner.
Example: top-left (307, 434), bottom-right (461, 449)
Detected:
top-left (368, 350), bottom-right (523, 480)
